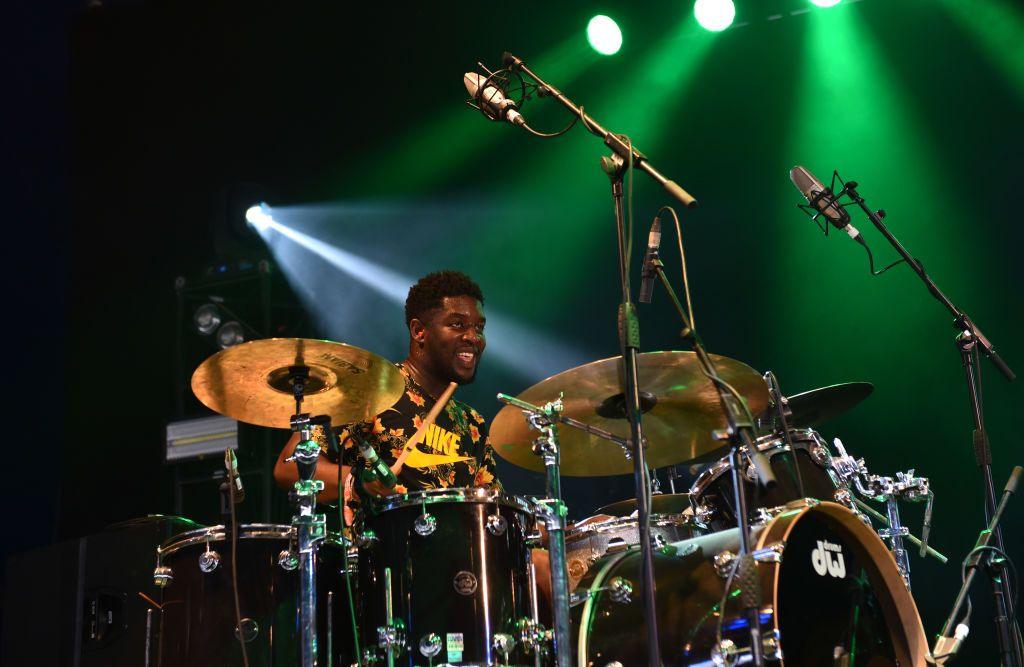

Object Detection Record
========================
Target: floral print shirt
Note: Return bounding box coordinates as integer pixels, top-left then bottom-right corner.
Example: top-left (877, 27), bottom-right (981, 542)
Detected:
top-left (319, 363), bottom-right (501, 491)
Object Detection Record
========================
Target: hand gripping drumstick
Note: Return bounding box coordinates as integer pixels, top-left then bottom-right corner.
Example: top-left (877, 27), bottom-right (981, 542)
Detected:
top-left (390, 381), bottom-right (462, 475)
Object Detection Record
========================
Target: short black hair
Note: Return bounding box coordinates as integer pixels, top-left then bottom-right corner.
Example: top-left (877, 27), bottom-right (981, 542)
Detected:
top-left (405, 270), bottom-right (484, 326)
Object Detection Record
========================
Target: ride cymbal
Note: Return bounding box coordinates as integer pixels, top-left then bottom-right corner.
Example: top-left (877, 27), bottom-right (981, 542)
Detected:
top-left (490, 351), bottom-right (770, 476)
top-left (191, 338), bottom-right (405, 428)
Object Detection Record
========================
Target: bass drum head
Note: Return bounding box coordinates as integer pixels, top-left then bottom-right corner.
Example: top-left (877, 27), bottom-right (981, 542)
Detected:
top-left (575, 502), bottom-right (928, 666)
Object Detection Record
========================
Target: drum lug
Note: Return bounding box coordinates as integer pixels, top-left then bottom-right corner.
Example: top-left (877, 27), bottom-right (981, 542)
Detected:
top-left (486, 513), bottom-right (508, 536)
top-left (277, 549), bottom-right (299, 571)
top-left (711, 638), bottom-right (738, 666)
top-left (833, 487), bottom-right (854, 508)
top-left (516, 617), bottom-right (551, 653)
top-left (608, 576), bottom-right (633, 603)
top-left (198, 549), bottom-right (220, 573)
top-left (752, 542), bottom-right (784, 564)
top-left (492, 632), bottom-right (516, 661)
top-left (714, 550), bottom-right (736, 578)
top-left (376, 618), bottom-right (407, 656)
top-left (413, 512), bottom-right (437, 537)
top-left (153, 565), bottom-right (173, 588)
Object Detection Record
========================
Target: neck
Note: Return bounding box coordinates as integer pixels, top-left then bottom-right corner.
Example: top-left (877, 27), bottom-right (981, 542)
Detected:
top-left (403, 357), bottom-right (449, 399)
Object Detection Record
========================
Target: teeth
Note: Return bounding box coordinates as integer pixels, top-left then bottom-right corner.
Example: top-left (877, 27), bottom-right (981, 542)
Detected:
top-left (457, 352), bottom-right (474, 361)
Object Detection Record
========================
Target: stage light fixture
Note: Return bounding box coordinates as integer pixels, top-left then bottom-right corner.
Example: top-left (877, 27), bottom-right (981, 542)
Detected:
top-left (810, 0), bottom-right (842, 6)
top-left (245, 202), bottom-right (274, 232)
top-left (694, 0), bottom-right (736, 32)
top-left (215, 321), bottom-right (246, 349)
top-left (587, 15), bottom-right (622, 55)
top-left (193, 303), bottom-right (222, 335)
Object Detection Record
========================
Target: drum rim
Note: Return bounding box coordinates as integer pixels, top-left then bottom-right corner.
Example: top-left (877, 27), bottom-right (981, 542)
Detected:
top-left (566, 513), bottom-right (692, 541)
top-left (158, 522), bottom-right (347, 558)
top-left (370, 486), bottom-right (535, 515)
top-left (688, 428), bottom-right (833, 499)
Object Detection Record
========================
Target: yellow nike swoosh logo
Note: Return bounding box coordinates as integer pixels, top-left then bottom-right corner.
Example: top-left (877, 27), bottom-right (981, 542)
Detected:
top-left (402, 447), bottom-right (474, 469)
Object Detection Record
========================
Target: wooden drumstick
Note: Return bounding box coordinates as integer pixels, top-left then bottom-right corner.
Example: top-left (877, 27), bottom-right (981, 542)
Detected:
top-left (390, 381), bottom-right (458, 475)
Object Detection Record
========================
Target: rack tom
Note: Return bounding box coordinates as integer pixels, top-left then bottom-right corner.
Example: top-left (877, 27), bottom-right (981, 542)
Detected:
top-left (357, 487), bottom-right (541, 666)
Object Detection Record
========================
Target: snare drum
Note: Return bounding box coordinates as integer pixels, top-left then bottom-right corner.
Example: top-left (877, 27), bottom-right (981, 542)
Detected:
top-left (574, 501), bottom-right (929, 666)
top-left (154, 523), bottom-right (354, 666)
top-left (565, 513), bottom-right (702, 588)
top-left (357, 487), bottom-right (540, 666)
top-left (690, 428), bottom-right (853, 529)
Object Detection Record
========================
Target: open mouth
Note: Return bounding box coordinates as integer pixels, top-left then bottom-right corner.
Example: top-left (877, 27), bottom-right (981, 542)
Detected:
top-left (455, 349), bottom-right (477, 367)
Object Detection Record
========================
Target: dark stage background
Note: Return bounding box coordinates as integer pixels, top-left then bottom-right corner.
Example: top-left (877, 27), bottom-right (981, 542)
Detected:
top-left (7, 0), bottom-right (1024, 663)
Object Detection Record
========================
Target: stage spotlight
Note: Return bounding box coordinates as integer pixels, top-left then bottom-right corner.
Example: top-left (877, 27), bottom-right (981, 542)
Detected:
top-left (587, 15), bottom-right (622, 55)
top-left (215, 321), bottom-right (246, 349)
top-left (245, 202), bottom-right (274, 232)
top-left (193, 303), bottom-right (222, 335)
top-left (810, 0), bottom-right (842, 6)
top-left (694, 0), bottom-right (736, 31)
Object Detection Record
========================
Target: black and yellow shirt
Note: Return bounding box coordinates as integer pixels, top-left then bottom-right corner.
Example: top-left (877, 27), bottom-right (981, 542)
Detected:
top-left (320, 363), bottom-right (501, 491)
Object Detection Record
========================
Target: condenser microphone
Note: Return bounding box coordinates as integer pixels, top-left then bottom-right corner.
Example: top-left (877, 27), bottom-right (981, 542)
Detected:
top-left (224, 449), bottom-right (245, 503)
top-left (790, 166), bottom-right (864, 244)
top-left (355, 434), bottom-right (397, 489)
top-left (638, 216), bottom-right (662, 304)
top-left (463, 72), bottom-right (526, 127)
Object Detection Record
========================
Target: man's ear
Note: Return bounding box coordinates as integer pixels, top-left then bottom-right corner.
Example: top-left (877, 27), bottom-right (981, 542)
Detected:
top-left (409, 318), bottom-right (427, 346)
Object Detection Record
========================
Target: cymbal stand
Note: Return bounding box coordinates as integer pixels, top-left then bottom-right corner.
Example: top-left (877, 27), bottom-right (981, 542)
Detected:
top-left (497, 393), bottom-right (572, 667)
top-left (283, 365), bottom-right (327, 667)
top-left (647, 258), bottom-right (776, 667)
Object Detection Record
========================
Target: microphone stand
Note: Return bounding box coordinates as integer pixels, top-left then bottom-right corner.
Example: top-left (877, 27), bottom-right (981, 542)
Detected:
top-left (646, 255), bottom-right (776, 666)
top-left (932, 466), bottom-right (1023, 665)
top-left (838, 179), bottom-right (1020, 666)
top-left (502, 51), bottom-right (700, 667)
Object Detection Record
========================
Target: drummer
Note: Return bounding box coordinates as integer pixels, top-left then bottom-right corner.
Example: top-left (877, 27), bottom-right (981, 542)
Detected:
top-left (273, 269), bottom-right (501, 511)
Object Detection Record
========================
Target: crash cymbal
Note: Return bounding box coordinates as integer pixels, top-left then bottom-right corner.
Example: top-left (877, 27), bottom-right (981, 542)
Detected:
top-left (784, 382), bottom-right (874, 428)
top-left (489, 351), bottom-right (770, 476)
top-left (597, 493), bottom-right (692, 517)
top-left (191, 338), bottom-right (405, 428)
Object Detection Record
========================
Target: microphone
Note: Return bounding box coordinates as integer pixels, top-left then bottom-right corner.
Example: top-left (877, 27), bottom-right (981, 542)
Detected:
top-left (789, 166), bottom-right (864, 245)
top-left (638, 216), bottom-right (662, 304)
top-left (224, 449), bottom-right (245, 503)
top-left (463, 72), bottom-right (525, 127)
top-left (355, 434), bottom-right (397, 489)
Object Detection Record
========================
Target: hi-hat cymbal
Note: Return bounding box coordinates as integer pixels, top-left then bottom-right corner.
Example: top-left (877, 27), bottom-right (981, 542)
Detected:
top-left (783, 381), bottom-right (874, 428)
top-left (191, 338), bottom-right (405, 428)
top-left (489, 351), bottom-right (770, 476)
top-left (597, 493), bottom-right (692, 517)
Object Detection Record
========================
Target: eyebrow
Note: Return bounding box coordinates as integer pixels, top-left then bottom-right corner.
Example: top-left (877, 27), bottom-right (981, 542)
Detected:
top-left (446, 312), bottom-right (486, 324)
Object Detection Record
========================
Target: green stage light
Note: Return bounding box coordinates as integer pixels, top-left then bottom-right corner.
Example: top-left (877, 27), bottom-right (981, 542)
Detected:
top-left (694, 0), bottom-right (736, 32)
top-left (587, 15), bottom-right (622, 55)
top-left (810, 0), bottom-right (842, 7)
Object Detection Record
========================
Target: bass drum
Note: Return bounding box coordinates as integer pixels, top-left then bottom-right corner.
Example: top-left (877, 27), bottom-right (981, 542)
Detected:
top-left (574, 501), bottom-right (928, 666)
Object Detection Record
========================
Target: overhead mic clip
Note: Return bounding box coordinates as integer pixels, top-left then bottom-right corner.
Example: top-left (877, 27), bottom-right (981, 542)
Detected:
top-left (795, 169), bottom-right (851, 236)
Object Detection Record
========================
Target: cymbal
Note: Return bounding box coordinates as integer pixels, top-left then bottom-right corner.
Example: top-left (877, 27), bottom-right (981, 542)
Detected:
top-left (597, 493), bottom-right (692, 517)
top-left (783, 381), bottom-right (874, 428)
top-left (191, 338), bottom-right (405, 428)
top-left (489, 351), bottom-right (770, 476)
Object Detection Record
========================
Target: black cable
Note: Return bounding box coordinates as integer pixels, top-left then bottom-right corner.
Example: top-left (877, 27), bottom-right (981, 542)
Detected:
top-left (227, 457), bottom-right (250, 667)
top-left (330, 429), bottom-right (362, 662)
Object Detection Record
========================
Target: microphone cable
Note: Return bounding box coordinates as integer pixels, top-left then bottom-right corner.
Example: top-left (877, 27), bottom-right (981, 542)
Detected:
top-left (227, 450), bottom-right (250, 667)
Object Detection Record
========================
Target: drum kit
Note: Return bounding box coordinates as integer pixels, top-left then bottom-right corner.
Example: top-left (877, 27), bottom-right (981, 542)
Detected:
top-left (143, 333), bottom-right (951, 666)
